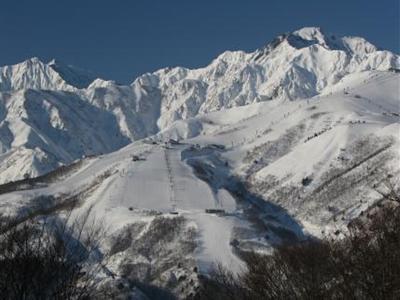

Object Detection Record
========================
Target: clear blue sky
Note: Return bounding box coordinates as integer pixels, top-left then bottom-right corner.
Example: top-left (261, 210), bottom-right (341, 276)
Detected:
top-left (1, 0), bottom-right (399, 83)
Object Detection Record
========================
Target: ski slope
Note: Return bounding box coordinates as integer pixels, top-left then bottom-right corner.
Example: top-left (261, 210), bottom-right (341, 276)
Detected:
top-left (1, 69), bottom-right (398, 261)
top-left (0, 141), bottom-right (245, 273)
top-left (159, 70), bottom-right (400, 235)
top-left (1, 68), bottom-right (399, 255)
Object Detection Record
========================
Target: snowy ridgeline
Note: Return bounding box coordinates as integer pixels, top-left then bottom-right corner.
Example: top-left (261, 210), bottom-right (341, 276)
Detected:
top-left (0, 27), bottom-right (399, 183)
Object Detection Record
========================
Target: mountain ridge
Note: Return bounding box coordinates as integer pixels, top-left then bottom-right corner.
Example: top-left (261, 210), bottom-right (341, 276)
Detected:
top-left (0, 26), bottom-right (398, 183)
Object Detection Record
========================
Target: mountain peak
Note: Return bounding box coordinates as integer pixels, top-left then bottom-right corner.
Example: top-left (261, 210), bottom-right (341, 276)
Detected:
top-left (0, 57), bottom-right (70, 92)
top-left (88, 78), bottom-right (117, 89)
top-left (19, 57), bottom-right (46, 68)
top-left (292, 26), bottom-right (325, 40)
top-left (253, 26), bottom-right (381, 59)
top-left (0, 57), bottom-right (99, 92)
top-left (26, 56), bottom-right (42, 63)
top-left (287, 26), bottom-right (339, 50)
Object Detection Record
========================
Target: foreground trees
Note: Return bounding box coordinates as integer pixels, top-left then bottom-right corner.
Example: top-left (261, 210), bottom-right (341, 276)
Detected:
top-left (0, 209), bottom-right (107, 299)
top-left (0, 181), bottom-right (398, 299)
top-left (197, 203), bottom-right (400, 300)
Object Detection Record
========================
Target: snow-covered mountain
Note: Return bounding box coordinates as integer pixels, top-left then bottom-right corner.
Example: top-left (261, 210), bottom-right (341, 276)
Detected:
top-left (0, 26), bottom-right (399, 298)
top-left (0, 27), bottom-right (398, 183)
top-left (0, 69), bottom-right (398, 298)
top-left (0, 57), bottom-right (98, 92)
top-left (145, 26), bottom-right (397, 128)
top-left (0, 57), bottom-right (75, 92)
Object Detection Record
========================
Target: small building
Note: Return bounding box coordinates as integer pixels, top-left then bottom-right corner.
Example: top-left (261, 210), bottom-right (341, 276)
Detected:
top-left (205, 208), bottom-right (225, 214)
top-left (131, 155), bottom-right (140, 161)
top-left (168, 139), bottom-right (180, 145)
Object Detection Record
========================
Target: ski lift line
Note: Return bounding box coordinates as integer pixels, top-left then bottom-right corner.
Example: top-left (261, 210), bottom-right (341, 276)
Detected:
top-left (164, 149), bottom-right (178, 213)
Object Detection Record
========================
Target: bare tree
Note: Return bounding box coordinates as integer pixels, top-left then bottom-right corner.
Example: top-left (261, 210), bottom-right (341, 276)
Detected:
top-left (196, 182), bottom-right (400, 300)
top-left (0, 207), bottom-right (109, 299)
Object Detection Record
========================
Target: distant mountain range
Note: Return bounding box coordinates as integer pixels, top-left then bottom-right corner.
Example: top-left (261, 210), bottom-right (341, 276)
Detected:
top-left (0, 27), bottom-right (398, 183)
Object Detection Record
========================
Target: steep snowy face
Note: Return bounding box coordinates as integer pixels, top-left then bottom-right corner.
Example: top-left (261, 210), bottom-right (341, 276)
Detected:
top-left (0, 58), bottom-right (99, 92)
top-left (245, 27), bottom-right (397, 99)
top-left (0, 58), bottom-right (75, 92)
top-left (128, 27), bottom-right (399, 128)
top-left (84, 78), bottom-right (162, 140)
top-left (0, 89), bottom-right (130, 183)
top-left (254, 27), bottom-right (378, 58)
